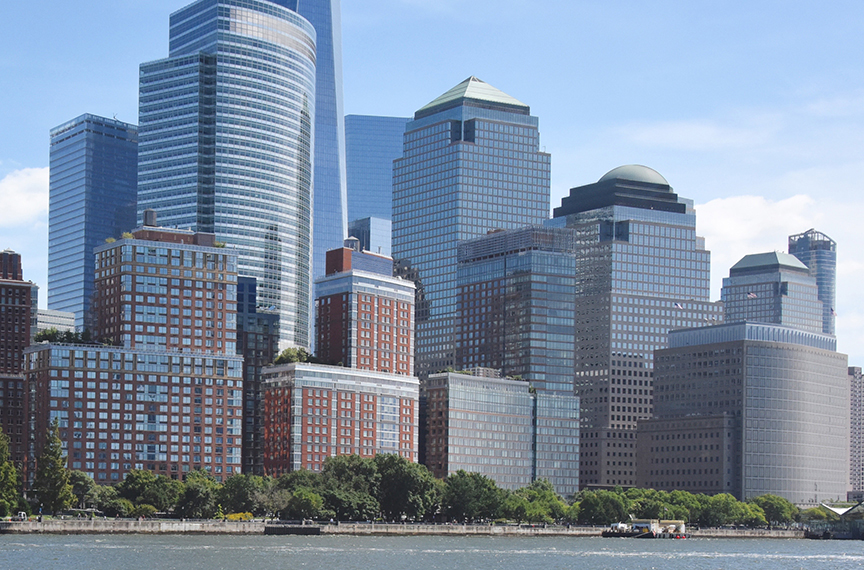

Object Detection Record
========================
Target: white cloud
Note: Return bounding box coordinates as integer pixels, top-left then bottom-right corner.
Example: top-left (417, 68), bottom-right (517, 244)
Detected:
top-left (620, 117), bottom-right (780, 151)
top-left (0, 167), bottom-right (49, 225)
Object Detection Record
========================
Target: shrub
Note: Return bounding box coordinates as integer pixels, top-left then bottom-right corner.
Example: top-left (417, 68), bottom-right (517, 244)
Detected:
top-left (226, 512), bottom-right (253, 521)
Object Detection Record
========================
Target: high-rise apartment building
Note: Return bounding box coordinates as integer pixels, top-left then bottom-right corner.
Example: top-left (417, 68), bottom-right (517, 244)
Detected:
top-left (456, 227), bottom-right (579, 394)
top-left (262, 363), bottom-right (419, 474)
top-left (721, 252), bottom-right (823, 333)
top-left (788, 229), bottom-right (837, 335)
top-left (25, 217), bottom-right (244, 483)
top-left (345, 115), bottom-right (411, 222)
top-left (549, 165), bottom-right (722, 489)
top-left (236, 277), bottom-right (280, 475)
top-left (0, 250), bottom-right (35, 464)
top-left (315, 240), bottom-right (415, 375)
top-left (48, 114), bottom-right (138, 329)
top-left (137, 0), bottom-right (316, 350)
top-left (392, 77), bottom-right (551, 377)
top-left (424, 369), bottom-right (580, 497)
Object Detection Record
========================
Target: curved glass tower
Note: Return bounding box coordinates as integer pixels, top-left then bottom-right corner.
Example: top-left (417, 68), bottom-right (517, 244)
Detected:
top-left (137, 0), bottom-right (316, 348)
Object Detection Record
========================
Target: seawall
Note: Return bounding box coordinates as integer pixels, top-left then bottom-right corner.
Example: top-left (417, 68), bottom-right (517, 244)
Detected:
top-left (0, 520), bottom-right (804, 539)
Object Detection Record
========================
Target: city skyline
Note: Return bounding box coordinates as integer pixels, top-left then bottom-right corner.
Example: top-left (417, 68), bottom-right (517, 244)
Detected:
top-left (0, 0), bottom-right (862, 363)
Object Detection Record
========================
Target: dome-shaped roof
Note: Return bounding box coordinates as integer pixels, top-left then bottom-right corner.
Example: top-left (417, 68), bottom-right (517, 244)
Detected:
top-left (599, 165), bottom-right (669, 186)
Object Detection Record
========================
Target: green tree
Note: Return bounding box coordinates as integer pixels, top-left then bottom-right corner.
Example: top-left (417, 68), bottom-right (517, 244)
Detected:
top-left (374, 454), bottom-right (439, 521)
top-left (175, 470), bottom-right (220, 519)
top-left (254, 477), bottom-right (291, 519)
top-left (276, 469), bottom-right (321, 492)
top-left (218, 474), bottom-right (264, 514)
top-left (141, 476), bottom-right (184, 513)
top-left (442, 470), bottom-right (502, 522)
top-left (319, 455), bottom-right (380, 520)
top-left (68, 470), bottom-right (96, 509)
top-left (576, 490), bottom-right (627, 525)
top-left (33, 419), bottom-right (74, 514)
top-left (750, 494), bottom-right (798, 527)
top-left (274, 348), bottom-right (316, 365)
top-left (284, 487), bottom-right (323, 519)
top-left (117, 469), bottom-right (158, 504)
top-left (0, 427), bottom-right (21, 516)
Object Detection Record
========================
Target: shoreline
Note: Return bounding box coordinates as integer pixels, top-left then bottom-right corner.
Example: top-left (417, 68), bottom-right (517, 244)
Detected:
top-left (0, 520), bottom-right (804, 538)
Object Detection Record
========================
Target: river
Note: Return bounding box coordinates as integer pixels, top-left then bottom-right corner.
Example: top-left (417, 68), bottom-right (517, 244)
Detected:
top-left (1, 534), bottom-right (863, 570)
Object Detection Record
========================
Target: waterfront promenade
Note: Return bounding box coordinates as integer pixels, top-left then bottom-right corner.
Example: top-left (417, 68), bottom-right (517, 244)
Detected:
top-left (0, 519), bottom-right (804, 538)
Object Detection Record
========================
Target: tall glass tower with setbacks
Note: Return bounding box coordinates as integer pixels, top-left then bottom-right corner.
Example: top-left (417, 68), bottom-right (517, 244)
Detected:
top-left (272, 0), bottom-right (348, 283)
top-left (788, 229), bottom-right (837, 335)
top-left (392, 77), bottom-right (551, 378)
top-left (137, 0), bottom-right (316, 349)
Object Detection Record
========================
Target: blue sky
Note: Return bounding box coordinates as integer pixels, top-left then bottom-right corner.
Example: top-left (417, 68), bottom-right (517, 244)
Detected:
top-left (1, 0), bottom-right (862, 362)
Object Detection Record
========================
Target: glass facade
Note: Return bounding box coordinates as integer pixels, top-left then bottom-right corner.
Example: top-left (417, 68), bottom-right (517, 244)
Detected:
top-left (722, 252), bottom-right (823, 333)
top-left (788, 229), bottom-right (837, 335)
top-left (551, 166), bottom-right (722, 489)
top-left (287, 0), bottom-right (348, 283)
top-left (48, 114), bottom-right (138, 329)
top-left (345, 115), bottom-right (411, 222)
top-left (348, 217), bottom-right (392, 258)
top-left (851, 367), bottom-right (864, 492)
top-left (393, 77), bottom-right (551, 378)
top-left (137, 0), bottom-right (316, 349)
top-left (456, 227), bottom-right (579, 394)
top-left (424, 371), bottom-right (579, 497)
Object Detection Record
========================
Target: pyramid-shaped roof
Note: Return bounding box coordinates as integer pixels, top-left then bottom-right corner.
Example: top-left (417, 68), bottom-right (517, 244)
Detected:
top-left (730, 252), bottom-right (809, 273)
top-left (415, 76), bottom-right (529, 118)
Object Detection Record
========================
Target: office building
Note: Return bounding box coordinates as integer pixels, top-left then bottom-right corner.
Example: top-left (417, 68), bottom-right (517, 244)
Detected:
top-left (392, 76), bottom-right (551, 378)
top-left (348, 217), bottom-right (392, 258)
top-left (25, 216), bottom-right (244, 483)
top-left (638, 321), bottom-right (848, 504)
top-left (291, 0), bottom-right (348, 283)
top-left (237, 277), bottom-right (280, 475)
top-left (345, 115), bottom-right (410, 222)
top-left (788, 229), bottom-right (837, 335)
top-left (35, 309), bottom-right (76, 334)
top-left (262, 363), bottom-right (419, 474)
top-left (851, 366), bottom-right (864, 494)
top-left (721, 252), bottom-right (823, 333)
top-left (456, 226), bottom-right (579, 394)
top-left (548, 165), bottom-right (722, 488)
top-left (424, 369), bottom-right (580, 497)
top-left (137, 0), bottom-right (316, 350)
top-left (48, 114), bottom-right (138, 330)
top-left (315, 239), bottom-right (414, 375)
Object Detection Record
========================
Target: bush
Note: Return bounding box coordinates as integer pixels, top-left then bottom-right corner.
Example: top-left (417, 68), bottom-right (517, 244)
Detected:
top-left (131, 504), bottom-right (157, 519)
top-left (0, 499), bottom-right (9, 517)
top-left (226, 512), bottom-right (253, 521)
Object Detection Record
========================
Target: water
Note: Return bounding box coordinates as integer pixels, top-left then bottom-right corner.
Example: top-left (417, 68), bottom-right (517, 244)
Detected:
top-left (1, 535), bottom-right (863, 570)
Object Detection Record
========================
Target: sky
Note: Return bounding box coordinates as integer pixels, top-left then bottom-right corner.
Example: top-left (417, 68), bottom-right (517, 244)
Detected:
top-left (0, 0), bottom-right (862, 362)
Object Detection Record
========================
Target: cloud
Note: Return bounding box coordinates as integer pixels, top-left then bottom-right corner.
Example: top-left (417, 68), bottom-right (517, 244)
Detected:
top-left (0, 167), bottom-right (49, 226)
top-left (620, 117), bottom-right (780, 151)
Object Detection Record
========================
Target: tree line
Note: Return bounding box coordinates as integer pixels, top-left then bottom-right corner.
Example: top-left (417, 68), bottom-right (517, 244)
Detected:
top-left (1, 422), bottom-right (838, 525)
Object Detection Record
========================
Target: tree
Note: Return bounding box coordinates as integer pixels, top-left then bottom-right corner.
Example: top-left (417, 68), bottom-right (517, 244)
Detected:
top-left (750, 494), bottom-right (798, 527)
top-left (0, 427), bottom-right (21, 516)
top-left (141, 476), bottom-right (184, 513)
top-left (218, 474), bottom-right (264, 514)
top-left (175, 470), bottom-right (220, 519)
top-left (274, 348), bottom-right (316, 365)
top-left (117, 469), bottom-right (158, 504)
top-left (442, 470), bottom-right (502, 522)
top-left (374, 454), bottom-right (439, 521)
top-left (576, 490), bottom-right (627, 525)
top-left (254, 477), bottom-right (291, 519)
top-left (68, 470), bottom-right (96, 509)
top-left (284, 487), bottom-right (323, 520)
top-left (33, 419), bottom-right (74, 514)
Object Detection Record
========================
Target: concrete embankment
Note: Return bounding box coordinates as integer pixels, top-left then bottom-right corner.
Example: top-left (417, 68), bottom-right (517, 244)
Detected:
top-left (0, 520), bottom-right (803, 539)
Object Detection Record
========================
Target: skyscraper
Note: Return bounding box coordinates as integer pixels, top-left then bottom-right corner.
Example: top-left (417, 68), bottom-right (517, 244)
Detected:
top-left (788, 229), bottom-right (837, 335)
top-left (721, 252), bottom-right (822, 333)
top-left (550, 165), bottom-right (722, 489)
top-left (392, 77), bottom-right (551, 377)
top-left (345, 115), bottom-right (411, 222)
top-left (48, 114), bottom-right (138, 330)
top-left (137, 0), bottom-right (317, 349)
top-left (288, 0), bottom-right (348, 282)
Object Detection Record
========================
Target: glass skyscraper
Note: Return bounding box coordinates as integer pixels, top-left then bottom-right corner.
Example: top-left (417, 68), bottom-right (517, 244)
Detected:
top-left (788, 229), bottom-right (837, 335)
top-left (345, 115), bottom-right (411, 222)
top-left (550, 165), bottom-right (723, 488)
top-left (275, 0), bottom-right (347, 283)
top-left (392, 77), bottom-right (551, 378)
top-left (137, 0), bottom-right (316, 349)
top-left (48, 114), bottom-right (138, 330)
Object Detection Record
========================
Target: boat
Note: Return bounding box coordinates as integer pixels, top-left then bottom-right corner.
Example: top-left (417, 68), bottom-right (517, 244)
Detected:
top-left (601, 519), bottom-right (691, 539)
